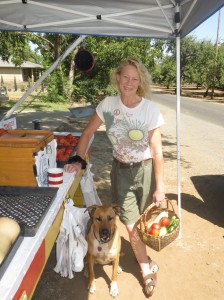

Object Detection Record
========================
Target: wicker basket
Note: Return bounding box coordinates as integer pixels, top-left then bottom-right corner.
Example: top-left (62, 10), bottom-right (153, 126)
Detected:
top-left (136, 199), bottom-right (180, 252)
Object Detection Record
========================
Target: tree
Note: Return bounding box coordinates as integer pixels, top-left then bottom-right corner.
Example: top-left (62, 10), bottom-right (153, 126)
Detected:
top-left (0, 32), bottom-right (32, 65)
top-left (216, 43), bottom-right (224, 90)
top-left (154, 55), bottom-right (176, 88)
top-left (165, 37), bottom-right (200, 85)
top-left (71, 36), bottom-right (167, 103)
top-left (1, 31), bottom-right (222, 103)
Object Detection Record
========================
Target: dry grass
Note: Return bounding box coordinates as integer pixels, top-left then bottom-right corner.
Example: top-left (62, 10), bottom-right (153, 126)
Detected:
top-left (153, 85), bottom-right (224, 103)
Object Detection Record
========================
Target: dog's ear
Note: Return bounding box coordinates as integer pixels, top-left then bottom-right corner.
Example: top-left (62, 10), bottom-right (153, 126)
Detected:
top-left (111, 205), bottom-right (123, 216)
top-left (85, 205), bottom-right (99, 218)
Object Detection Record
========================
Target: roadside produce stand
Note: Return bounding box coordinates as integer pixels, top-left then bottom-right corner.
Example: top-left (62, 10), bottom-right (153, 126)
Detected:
top-left (0, 129), bottom-right (93, 300)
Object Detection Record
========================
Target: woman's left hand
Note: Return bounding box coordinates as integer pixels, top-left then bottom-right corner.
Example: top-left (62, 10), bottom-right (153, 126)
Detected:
top-left (63, 162), bottom-right (82, 175)
top-left (152, 190), bottom-right (165, 207)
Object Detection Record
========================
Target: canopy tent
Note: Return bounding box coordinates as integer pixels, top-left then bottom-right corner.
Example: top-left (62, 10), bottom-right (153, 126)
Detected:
top-left (0, 0), bottom-right (222, 39)
top-left (0, 0), bottom-right (223, 236)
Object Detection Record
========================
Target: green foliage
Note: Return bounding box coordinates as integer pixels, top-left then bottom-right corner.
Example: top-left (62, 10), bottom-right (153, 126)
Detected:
top-left (42, 71), bottom-right (69, 103)
top-left (1, 32), bottom-right (224, 103)
top-left (0, 32), bottom-right (31, 65)
top-left (14, 76), bottom-right (17, 92)
top-left (214, 43), bottom-right (224, 89)
top-left (27, 77), bottom-right (32, 89)
top-left (1, 75), bottom-right (4, 85)
top-left (154, 55), bottom-right (176, 88)
top-left (71, 36), bottom-right (163, 103)
top-left (162, 36), bottom-right (224, 94)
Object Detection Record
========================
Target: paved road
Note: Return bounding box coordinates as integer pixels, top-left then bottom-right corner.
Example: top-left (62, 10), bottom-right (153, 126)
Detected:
top-left (1, 92), bottom-right (223, 129)
top-left (152, 92), bottom-right (224, 128)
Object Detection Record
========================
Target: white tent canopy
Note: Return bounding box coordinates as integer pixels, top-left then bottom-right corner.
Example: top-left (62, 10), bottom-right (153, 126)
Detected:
top-left (0, 0), bottom-right (223, 236)
top-left (0, 0), bottom-right (223, 39)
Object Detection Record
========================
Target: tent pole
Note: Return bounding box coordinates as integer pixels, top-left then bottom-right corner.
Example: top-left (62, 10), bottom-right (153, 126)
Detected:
top-left (176, 35), bottom-right (182, 237)
top-left (1, 35), bottom-right (87, 121)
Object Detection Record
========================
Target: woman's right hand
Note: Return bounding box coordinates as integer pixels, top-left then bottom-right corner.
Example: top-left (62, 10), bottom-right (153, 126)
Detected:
top-left (63, 162), bottom-right (82, 175)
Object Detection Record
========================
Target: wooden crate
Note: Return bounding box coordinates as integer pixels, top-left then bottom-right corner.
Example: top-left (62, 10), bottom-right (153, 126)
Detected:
top-left (0, 129), bottom-right (54, 150)
top-left (0, 129), bottom-right (54, 186)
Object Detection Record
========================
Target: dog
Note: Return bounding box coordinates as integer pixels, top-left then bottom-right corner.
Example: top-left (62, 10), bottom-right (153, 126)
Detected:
top-left (85, 204), bottom-right (122, 297)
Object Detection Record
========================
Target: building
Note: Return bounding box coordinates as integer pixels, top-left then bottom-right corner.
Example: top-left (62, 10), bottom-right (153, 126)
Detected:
top-left (0, 58), bottom-right (43, 86)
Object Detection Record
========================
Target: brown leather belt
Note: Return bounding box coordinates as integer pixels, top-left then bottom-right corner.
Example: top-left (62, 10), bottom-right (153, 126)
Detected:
top-left (113, 157), bottom-right (151, 168)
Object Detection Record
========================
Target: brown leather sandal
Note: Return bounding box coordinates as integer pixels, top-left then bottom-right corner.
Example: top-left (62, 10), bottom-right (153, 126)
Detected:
top-left (149, 260), bottom-right (159, 273)
top-left (143, 272), bottom-right (157, 297)
top-left (142, 260), bottom-right (159, 297)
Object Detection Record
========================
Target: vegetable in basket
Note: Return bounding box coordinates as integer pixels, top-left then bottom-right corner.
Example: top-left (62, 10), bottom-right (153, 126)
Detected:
top-left (147, 215), bottom-right (179, 236)
top-left (160, 216), bottom-right (170, 227)
top-left (167, 216), bottom-right (179, 234)
top-left (146, 211), bottom-right (168, 230)
top-left (159, 226), bottom-right (167, 236)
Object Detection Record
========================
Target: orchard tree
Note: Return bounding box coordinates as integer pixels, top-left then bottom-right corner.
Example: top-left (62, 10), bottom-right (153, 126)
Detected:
top-left (214, 43), bottom-right (224, 90)
top-left (154, 55), bottom-right (176, 88)
top-left (165, 36), bottom-right (200, 85)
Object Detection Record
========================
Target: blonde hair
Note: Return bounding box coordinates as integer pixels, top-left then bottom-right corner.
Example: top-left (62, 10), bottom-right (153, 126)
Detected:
top-left (110, 57), bottom-right (152, 98)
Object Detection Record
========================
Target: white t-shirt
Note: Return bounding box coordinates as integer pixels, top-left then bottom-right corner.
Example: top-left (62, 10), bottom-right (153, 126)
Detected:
top-left (96, 96), bottom-right (164, 163)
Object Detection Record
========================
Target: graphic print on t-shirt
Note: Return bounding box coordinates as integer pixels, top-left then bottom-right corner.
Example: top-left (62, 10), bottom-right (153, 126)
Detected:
top-left (97, 96), bottom-right (164, 162)
top-left (103, 108), bottom-right (149, 162)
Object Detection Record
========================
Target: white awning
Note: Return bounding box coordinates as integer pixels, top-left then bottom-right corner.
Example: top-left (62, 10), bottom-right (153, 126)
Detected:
top-left (0, 0), bottom-right (223, 39)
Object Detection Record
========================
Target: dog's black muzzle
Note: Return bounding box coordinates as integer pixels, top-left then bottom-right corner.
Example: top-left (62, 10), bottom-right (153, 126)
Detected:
top-left (99, 228), bottom-right (110, 243)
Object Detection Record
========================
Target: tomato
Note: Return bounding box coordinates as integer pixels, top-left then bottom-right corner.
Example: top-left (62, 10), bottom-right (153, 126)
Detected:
top-left (70, 140), bottom-right (78, 146)
top-left (160, 217), bottom-right (170, 227)
top-left (66, 134), bottom-right (73, 139)
top-left (151, 223), bottom-right (161, 230)
top-left (148, 228), bottom-right (160, 236)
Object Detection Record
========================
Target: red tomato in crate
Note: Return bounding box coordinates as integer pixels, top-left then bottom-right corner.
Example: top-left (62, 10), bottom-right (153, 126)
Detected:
top-left (66, 146), bottom-right (74, 155)
top-left (160, 217), bottom-right (170, 227)
top-left (66, 133), bottom-right (73, 139)
top-left (148, 228), bottom-right (160, 236)
top-left (56, 136), bottom-right (65, 146)
top-left (70, 140), bottom-right (78, 146)
top-left (151, 223), bottom-right (161, 230)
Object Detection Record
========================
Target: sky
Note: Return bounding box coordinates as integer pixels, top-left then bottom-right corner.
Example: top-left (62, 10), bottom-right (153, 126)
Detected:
top-left (188, 8), bottom-right (224, 43)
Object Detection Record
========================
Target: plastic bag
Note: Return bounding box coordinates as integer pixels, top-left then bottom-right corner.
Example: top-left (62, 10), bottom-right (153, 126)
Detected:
top-left (80, 163), bottom-right (102, 207)
top-left (54, 198), bottom-right (90, 279)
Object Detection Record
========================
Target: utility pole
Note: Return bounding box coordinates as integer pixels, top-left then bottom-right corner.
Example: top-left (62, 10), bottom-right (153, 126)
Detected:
top-left (211, 9), bottom-right (221, 99)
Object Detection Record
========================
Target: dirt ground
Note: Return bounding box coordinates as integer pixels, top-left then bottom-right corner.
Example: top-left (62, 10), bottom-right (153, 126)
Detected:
top-left (14, 89), bottom-right (223, 300)
top-left (156, 85), bottom-right (224, 104)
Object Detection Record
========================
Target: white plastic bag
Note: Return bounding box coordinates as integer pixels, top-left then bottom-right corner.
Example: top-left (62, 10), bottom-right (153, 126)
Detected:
top-left (54, 198), bottom-right (90, 279)
top-left (80, 163), bottom-right (102, 207)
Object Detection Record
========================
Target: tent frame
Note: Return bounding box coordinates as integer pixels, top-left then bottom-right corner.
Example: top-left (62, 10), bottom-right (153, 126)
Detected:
top-left (1, 0), bottom-right (223, 236)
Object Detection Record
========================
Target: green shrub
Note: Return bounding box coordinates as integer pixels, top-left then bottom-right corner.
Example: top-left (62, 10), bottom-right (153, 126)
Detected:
top-left (14, 76), bottom-right (17, 91)
top-left (42, 71), bottom-right (68, 103)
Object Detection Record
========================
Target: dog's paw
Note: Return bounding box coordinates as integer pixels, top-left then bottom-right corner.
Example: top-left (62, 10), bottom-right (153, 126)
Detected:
top-left (89, 282), bottom-right (96, 294)
top-left (118, 265), bottom-right (122, 274)
top-left (110, 281), bottom-right (119, 297)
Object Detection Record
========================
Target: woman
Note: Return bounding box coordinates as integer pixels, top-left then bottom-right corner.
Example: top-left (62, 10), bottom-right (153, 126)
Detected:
top-left (64, 57), bottom-right (165, 297)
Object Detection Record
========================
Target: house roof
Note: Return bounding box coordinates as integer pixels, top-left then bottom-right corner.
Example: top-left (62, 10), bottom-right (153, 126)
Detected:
top-left (0, 58), bottom-right (43, 69)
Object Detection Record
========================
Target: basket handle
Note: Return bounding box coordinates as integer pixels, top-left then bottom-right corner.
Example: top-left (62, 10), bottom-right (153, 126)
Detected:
top-left (143, 197), bottom-right (175, 228)
top-left (143, 202), bottom-right (155, 227)
top-left (164, 197), bottom-right (176, 212)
